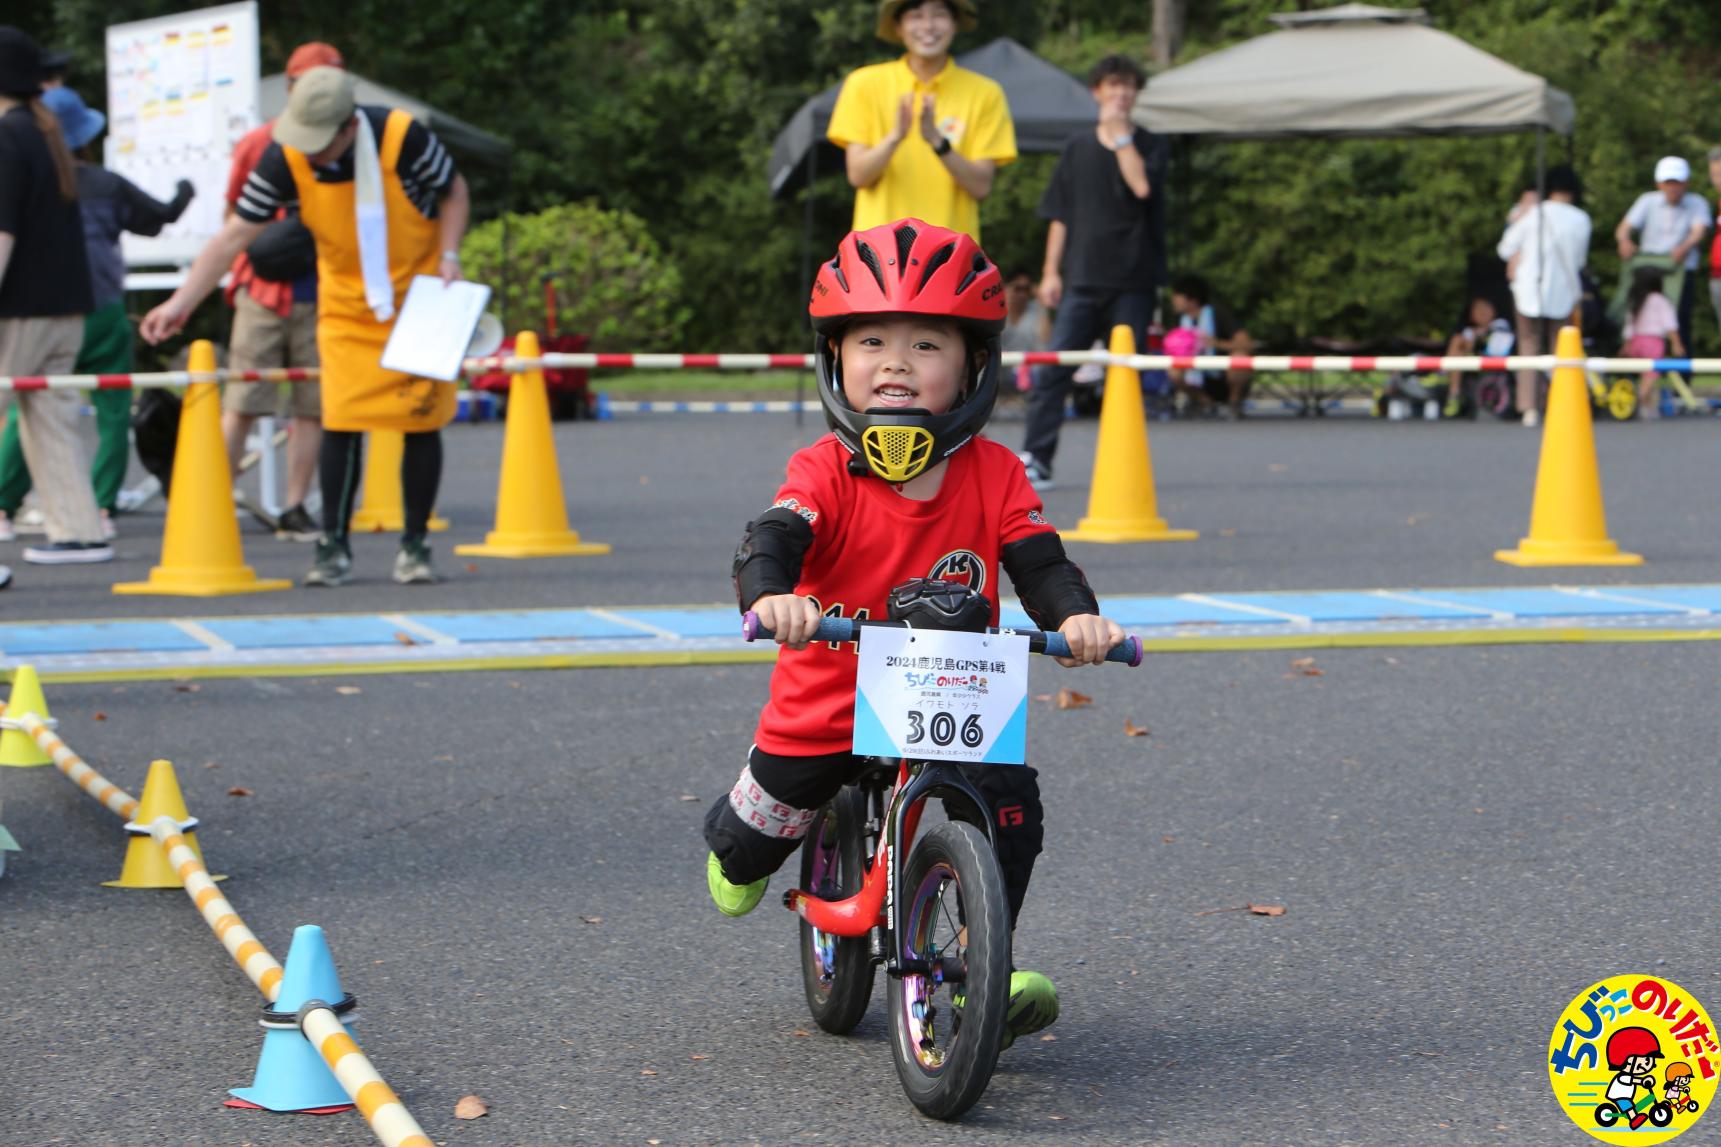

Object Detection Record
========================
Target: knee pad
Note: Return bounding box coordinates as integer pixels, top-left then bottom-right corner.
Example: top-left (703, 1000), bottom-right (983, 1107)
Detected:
top-left (703, 763), bottom-right (818, 886)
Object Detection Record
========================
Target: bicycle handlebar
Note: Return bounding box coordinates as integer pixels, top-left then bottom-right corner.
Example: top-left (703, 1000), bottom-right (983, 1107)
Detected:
top-left (741, 612), bottom-right (1143, 667)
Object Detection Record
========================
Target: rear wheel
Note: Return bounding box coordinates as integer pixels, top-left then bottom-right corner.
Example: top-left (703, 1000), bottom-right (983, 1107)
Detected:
top-left (1475, 374), bottom-right (1514, 419)
top-left (1606, 377), bottom-right (1637, 421)
top-left (799, 788), bottom-right (875, 1034)
top-left (887, 820), bottom-right (1010, 1121)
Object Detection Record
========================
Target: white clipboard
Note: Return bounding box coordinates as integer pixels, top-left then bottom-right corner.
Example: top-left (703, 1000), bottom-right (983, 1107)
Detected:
top-left (379, 276), bottom-right (492, 382)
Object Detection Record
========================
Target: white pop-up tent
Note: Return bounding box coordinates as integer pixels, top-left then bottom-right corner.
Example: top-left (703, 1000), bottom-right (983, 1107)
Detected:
top-left (1134, 4), bottom-right (1573, 139)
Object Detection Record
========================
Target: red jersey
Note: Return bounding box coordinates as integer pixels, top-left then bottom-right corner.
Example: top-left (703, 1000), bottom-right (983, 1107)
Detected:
top-left (753, 434), bottom-right (1057, 757)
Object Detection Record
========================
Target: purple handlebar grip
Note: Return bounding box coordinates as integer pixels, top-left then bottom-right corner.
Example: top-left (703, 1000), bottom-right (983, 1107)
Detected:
top-left (1122, 635), bottom-right (1143, 667)
top-left (742, 611), bottom-right (762, 642)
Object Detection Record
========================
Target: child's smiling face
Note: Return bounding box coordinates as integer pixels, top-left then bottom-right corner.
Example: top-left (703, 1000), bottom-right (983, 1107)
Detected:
top-left (838, 317), bottom-right (968, 415)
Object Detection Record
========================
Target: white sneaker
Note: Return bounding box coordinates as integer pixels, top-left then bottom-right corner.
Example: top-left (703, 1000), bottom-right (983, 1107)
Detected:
top-left (100, 511), bottom-right (117, 540)
top-left (1522, 408), bottom-right (1540, 429)
top-left (1022, 459), bottom-right (1055, 491)
top-left (0, 564), bottom-right (11, 589)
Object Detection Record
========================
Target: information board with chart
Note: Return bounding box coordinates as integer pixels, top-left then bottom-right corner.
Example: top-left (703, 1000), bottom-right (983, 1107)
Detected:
top-left (106, 2), bottom-right (260, 268)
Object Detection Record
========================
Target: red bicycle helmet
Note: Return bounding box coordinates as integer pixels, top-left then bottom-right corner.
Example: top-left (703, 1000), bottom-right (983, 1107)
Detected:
top-left (1606, 1027), bottom-right (1663, 1068)
top-left (810, 218), bottom-right (1006, 482)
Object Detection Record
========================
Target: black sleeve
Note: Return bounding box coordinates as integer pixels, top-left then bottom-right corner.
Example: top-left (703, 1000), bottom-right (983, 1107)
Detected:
top-left (114, 172), bottom-right (193, 237)
top-left (234, 143), bottom-right (296, 223)
top-left (396, 118), bottom-right (457, 218)
top-left (1001, 532), bottom-right (1100, 631)
top-left (731, 507), bottom-right (815, 612)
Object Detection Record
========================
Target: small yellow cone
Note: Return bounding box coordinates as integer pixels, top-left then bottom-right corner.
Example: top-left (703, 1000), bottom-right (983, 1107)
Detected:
top-left (456, 330), bottom-right (611, 558)
top-left (1062, 325), bottom-right (1198, 543)
top-left (1496, 326), bottom-right (1643, 567)
top-left (114, 341), bottom-right (293, 596)
top-left (0, 665), bottom-right (52, 767)
top-left (349, 430), bottom-right (450, 533)
top-left (104, 759), bottom-right (223, 889)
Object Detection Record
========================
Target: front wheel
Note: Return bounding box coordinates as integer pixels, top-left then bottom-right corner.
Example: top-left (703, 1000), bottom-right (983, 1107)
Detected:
top-left (1649, 1102), bottom-right (1674, 1127)
top-left (799, 788), bottom-right (875, 1034)
top-left (887, 819), bottom-right (1010, 1121)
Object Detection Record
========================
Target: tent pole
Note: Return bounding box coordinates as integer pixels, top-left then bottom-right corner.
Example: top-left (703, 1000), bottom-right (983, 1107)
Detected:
top-left (1535, 126), bottom-right (1548, 364)
top-left (797, 144), bottom-right (818, 427)
top-left (501, 161), bottom-right (514, 337)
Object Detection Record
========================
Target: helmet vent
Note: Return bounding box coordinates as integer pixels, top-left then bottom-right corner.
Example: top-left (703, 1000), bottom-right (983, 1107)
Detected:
top-left (916, 242), bottom-right (957, 293)
top-left (894, 224), bottom-right (919, 275)
top-left (855, 241), bottom-right (888, 293)
top-left (954, 251), bottom-right (990, 295)
top-left (828, 255), bottom-right (849, 293)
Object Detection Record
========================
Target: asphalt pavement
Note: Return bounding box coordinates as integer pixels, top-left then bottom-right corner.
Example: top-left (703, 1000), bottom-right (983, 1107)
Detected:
top-left (1, 411), bottom-right (1719, 1146)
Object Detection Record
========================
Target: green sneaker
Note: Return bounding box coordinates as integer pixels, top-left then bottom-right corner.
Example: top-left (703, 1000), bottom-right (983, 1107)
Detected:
top-left (303, 537), bottom-right (353, 587)
top-left (706, 852), bottom-right (767, 917)
top-left (1000, 970), bottom-right (1059, 1050)
top-left (392, 537), bottom-right (439, 585)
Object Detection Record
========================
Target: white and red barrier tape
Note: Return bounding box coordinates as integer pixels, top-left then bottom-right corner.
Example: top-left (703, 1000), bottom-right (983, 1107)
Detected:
top-left (8, 352), bottom-right (1721, 391)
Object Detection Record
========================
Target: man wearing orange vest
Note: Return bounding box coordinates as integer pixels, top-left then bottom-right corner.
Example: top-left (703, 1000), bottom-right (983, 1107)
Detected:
top-left (142, 67), bottom-right (470, 586)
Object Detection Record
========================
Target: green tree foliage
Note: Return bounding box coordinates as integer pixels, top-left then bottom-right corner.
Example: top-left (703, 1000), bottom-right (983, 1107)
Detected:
top-left (20, 0), bottom-right (1721, 350)
top-left (460, 202), bottom-right (689, 348)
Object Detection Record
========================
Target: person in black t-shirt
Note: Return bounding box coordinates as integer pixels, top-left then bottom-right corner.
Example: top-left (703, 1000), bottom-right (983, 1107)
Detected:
top-left (0, 27), bottom-right (112, 572)
top-left (1019, 54), bottom-right (1167, 490)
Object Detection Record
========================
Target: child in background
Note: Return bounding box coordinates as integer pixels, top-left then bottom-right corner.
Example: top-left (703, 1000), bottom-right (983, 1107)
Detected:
top-left (1622, 266), bottom-right (1682, 420)
top-left (1443, 295), bottom-right (1515, 418)
top-left (706, 218), bottom-right (1124, 1048)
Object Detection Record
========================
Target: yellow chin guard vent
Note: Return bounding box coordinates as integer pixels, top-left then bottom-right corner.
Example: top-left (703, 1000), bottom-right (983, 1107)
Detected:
top-left (861, 425), bottom-right (936, 482)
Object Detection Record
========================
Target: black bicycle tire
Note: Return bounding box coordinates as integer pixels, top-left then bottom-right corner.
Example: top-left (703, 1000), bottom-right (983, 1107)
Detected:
top-left (887, 819), bottom-right (1010, 1121)
top-left (799, 788), bottom-right (876, 1034)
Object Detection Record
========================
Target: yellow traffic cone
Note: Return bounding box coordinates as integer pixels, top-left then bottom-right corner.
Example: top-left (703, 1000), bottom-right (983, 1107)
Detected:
top-left (0, 665), bottom-right (52, 767)
top-left (1495, 326), bottom-right (1643, 566)
top-left (114, 341), bottom-right (293, 596)
top-left (456, 330), bottom-right (611, 558)
top-left (1062, 325), bottom-right (1198, 543)
top-left (104, 759), bottom-right (223, 888)
top-left (349, 430), bottom-right (450, 533)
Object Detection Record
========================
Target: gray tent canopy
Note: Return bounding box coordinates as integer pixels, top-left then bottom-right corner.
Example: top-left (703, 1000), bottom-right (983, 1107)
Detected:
top-left (260, 72), bottom-right (513, 165)
top-left (768, 37), bottom-right (1094, 196)
top-left (1135, 4), bottom-right (1574, 139)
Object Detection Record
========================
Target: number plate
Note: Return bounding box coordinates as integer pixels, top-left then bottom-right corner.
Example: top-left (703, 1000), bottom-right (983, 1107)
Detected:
top-left (853, 628), bottom-right (1029, 764)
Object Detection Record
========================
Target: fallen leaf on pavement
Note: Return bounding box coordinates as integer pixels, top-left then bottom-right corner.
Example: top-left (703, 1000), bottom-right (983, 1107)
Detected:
top-left (1032, 693), bottom-right (1052, 703)
top-left (335, 685), bottom-right (362, 695)
top-left (1161, 835), bottom-right (1175, 844)
top-left (465, 563), bottom-right (479, 573)
top-left (1219, 528), bottom-right (1237, 537)
top-left (92, 712), bottom-right (107, 721)
top-left (203, 761), bottom-right (219, 769)
top-left (227, 786), bottom-right (253, 797)
top-left (580, 915), bottom-right (603, 925)
top-left (1123, 719), bottom-right (1150, 737)
top-left (393, 632), bottom-right (418, 646)
top-left (454, 1095), bottom-right (489, 1120)
top-left (1268, 463), bottom-right (1288, 472)
top-left (641, 1068), bottom-right (657, 1076)
top-left (791, 1029), bottom-right (810, 1037)
top-left (1054, 688), bottom-right (1092, 710)
top-left (1248, 903), bottom-right (1287, 916)
top-left (173, 683), bottom-right (201, 693)
top-left (1287, 658), bottom-right (1324, 677)
top-left (1040, 1033), bottom-right (1057, 1041)
top-left (678, 794), bottom-right (700, 802)
top-left (690, 1054), bottom-right (709, 1061)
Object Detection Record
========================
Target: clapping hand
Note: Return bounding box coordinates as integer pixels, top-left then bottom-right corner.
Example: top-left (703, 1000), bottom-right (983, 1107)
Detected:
top-left (918, 94), bottom-right (944, 148)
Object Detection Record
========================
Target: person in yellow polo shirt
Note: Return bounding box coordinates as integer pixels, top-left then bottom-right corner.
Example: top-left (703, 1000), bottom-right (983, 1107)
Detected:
top-left (828, 0), bottom-right (1016, 239)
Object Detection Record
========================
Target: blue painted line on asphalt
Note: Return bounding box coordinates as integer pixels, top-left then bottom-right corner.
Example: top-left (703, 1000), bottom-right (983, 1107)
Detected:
top-left (0, 621), bottom-right (203, 655)
top-left (408, 610), bottom-right (644, 643)
top-left (201, 615), bottom-right (419, 649)
top-left (4, 585), bottom-right (1721, 662)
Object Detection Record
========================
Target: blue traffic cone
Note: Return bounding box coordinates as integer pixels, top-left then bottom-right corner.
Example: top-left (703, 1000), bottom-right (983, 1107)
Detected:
top-left (227, 925), bottom-right (356, 1113)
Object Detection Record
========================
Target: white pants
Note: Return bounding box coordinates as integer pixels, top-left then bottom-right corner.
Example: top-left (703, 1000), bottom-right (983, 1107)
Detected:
top-left (0, 316), bottom-right (106, 543)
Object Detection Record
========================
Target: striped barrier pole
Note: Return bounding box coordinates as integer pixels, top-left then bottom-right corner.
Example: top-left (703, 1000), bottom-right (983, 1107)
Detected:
top-left (26, 714), bottom-right (430, 1146)
top-left (9, 352), bottom-right (1721, 390)
top-left (19, 713), bottom-right (140, 820)
top-left (0, 368), bottom-right (318, 391)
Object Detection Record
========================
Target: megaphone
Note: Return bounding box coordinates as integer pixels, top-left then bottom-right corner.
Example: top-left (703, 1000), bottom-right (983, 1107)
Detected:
top-left (466, 311), bottom-right (505, 359)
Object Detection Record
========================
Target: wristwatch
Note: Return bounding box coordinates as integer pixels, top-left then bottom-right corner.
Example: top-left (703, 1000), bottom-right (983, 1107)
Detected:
top-left (933, 136), bottom-right (953, 157)
top-left (1112, 132), bottom-right (1135, 150)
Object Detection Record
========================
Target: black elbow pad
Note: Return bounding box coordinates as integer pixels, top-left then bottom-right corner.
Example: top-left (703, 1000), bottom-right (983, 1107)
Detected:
top-left (732, 508), bottom-right (815, 611)
top-left (1001, 532), bottom-right (1099, 630)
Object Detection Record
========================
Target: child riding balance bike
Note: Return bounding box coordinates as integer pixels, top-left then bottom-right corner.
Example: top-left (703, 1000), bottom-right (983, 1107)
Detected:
top-left (701, 218), bottom-right (1132, 1118)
